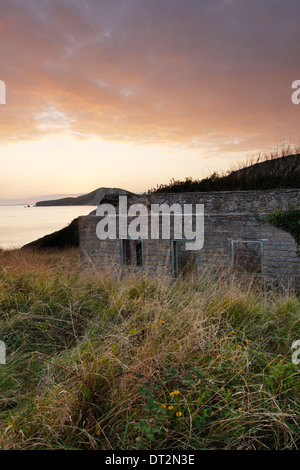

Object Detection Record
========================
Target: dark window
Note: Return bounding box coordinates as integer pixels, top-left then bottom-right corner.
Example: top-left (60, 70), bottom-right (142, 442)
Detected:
top-left (135, 241), bottom-right (143, 266)
top-left (121, 239), bottom-right (143, 267)
top-left (171, 240), bottom-right (197, 278)
top-left (124, 239), bottom-right (131, 265)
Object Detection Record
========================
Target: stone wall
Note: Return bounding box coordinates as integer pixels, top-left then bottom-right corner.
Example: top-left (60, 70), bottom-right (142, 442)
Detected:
top-left (197, 213), bottom-right (299, 289)
top-left (79, 216), bottom-right (173, 278)
top-left (146, 189), bottom-right (300, 215)
top-left (78, 189), bottom-right (300, 289)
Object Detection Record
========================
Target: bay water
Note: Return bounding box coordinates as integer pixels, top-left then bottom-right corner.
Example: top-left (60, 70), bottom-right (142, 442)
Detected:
top-left (0, 205), bottom-right (97, 249)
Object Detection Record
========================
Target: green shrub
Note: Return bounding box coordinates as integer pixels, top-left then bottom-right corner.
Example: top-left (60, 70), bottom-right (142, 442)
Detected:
top-left (267, 209), bottom-right (300, 252)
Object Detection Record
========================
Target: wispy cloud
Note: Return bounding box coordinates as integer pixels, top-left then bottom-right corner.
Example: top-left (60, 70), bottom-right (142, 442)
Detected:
top-left (0, 0), bottom-right (299, 154)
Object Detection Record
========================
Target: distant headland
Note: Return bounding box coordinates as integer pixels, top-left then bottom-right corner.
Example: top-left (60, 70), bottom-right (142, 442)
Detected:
top-left (35, 187), bottom-right (133, 206)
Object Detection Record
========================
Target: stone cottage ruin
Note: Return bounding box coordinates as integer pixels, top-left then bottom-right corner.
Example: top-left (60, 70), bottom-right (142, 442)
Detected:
top-left (78, 189), bottom-right (300, 290)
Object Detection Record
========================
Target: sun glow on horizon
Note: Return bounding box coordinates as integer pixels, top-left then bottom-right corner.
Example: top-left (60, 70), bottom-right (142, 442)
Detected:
top-left (1, 135), bottom-right (254, 202)
top-left (0, 0), bottom-right (299, 203)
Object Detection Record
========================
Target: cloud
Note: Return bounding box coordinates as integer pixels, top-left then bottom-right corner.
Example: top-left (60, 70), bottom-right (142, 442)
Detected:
top-left (0, 0), bottom-right (299, 153)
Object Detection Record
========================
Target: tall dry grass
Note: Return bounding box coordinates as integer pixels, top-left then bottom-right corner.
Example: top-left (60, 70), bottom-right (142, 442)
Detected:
top-left (0, 248), bottom-right (299, 450)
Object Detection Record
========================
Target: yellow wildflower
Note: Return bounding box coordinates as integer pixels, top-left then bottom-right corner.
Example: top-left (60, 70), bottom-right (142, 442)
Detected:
top-left (96, 425), bottom-right (101, 436)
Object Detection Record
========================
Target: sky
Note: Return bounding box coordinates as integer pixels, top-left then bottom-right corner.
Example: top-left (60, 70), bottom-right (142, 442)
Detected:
top-left (0, 0), bottom-right (299, 203)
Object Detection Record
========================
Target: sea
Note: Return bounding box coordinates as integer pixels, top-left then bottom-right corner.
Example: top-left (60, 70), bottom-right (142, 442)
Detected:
top-left (0, 205), bottom-right (97, 250)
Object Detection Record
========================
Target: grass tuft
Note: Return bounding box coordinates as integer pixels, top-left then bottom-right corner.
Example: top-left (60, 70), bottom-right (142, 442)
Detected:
top-left (0, 249), bottom-right (299, 450)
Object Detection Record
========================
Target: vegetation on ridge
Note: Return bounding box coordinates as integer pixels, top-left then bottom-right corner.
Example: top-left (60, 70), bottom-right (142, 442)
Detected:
top-left (148, 146), bottom-right (300, 193)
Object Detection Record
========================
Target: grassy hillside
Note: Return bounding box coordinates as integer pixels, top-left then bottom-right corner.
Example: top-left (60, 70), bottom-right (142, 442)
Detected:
top-left (22, 218), bottom-right (79, 250)
top-left (0, 249), bottom-right (299, 450)
top-left (149, 150), bottom-right (300, 193)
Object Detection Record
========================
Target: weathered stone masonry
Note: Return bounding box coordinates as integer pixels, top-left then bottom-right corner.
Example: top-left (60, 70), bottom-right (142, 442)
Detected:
top-left (78, 189), bottom-right (300, 289)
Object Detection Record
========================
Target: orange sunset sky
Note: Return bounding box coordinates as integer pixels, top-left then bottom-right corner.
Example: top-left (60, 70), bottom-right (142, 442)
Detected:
top-left (0, 0), bottom-right (299, 204)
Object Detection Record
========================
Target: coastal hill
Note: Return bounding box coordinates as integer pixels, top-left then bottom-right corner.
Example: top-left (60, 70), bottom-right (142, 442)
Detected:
top-left (35, 187), bottom-right (133, 206)
top-left (23, 218), bottom-right (80, 250)
top-left (24, 187), bottom-right (134, 249)
top-left (23, 188), bottom-right (134, 250)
